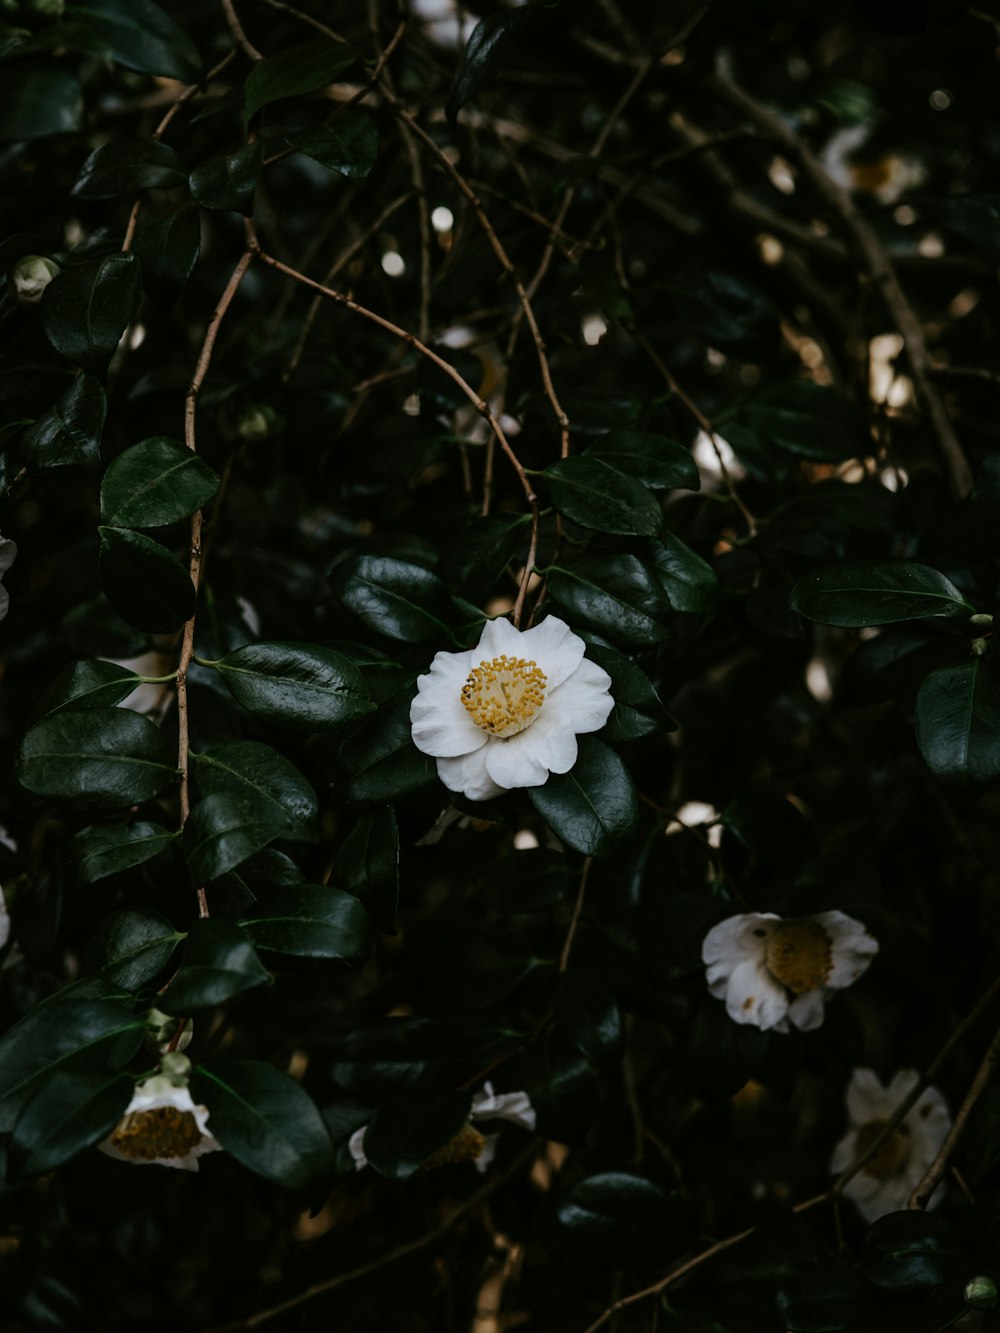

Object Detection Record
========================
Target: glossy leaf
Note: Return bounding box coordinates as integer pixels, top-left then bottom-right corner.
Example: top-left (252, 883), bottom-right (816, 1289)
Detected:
top-left (190, 142), bottom-right (264, 215)
top-left (71, 820), bottom-right (178, 885)
top-left (72, 139), bottom-right (184, 200)
top-left (20, 374), bottom-right (106, 470)
top-left (17, 709), bottom-right (175, 806)
top-left (184, 792), bottom-right (294, 885)
top-left (131, 203), bottom-right (201, 308)
top-left (245, 41), bottom-right (358, 119)
top-left (212, 642), bottom-right (375, 730)
top-left (916, 659), bottom-right (1000, 780)
top-left (448, 512), bottom-right (531, 594)
top-left (35, 659), bottom-right (141, 718)
top-left (190, 1060), bottom-right (333, 1188)
top-left (541, 456), bottom-right (662, 536)
top-left (331, 554), bottom-right (455, 643)
top-left (584, 642), bottom-right (676, 743)
top-left (8, 1070), bottom-right (133, 1179)
top-left (648, 534), bottom-right (719, 614)
top-left (528, 736), bottom-right (638, 855)
top-left (66, 0), bottom-right (202, 81)
top-left (557, 1172), bottom-right (688, 1271)
top-left (99, 527), bottom-right (196, 634)
top-left (364, 1087), bottom-right (473, 1180)
top-left (585, 429), bottom-right (699, 491)
top-left (334, 804), bottom-right (399, 933)
top-left (41, 254), bottom-right (142, 375)
top-left (286, 110), bottom-right (378, 179)
top-left (790, 562), bottom-right (973, 626)
top-left (86, 909), bottom-right (185, 989)
top-left (328, 1018), bottom-right (467, 1096)
top-left (100, 435), bottom-right (220, 528)
top-left (720, 380), bottom-right (869, 462)
top-left (337, 693), bottom-right (438, 801)
top-left (191, 740), bottom-right (319, 843)
top-left (239, 885), bottom-right (374, 959)
top-left (160, 919), bottom-right (271, 1012)
top-left (0, 65), bottom-right (83, 141)
top-left (446, 7), bottom-right (536, 124)
top-left (546, 557), bottom-right (673, 649)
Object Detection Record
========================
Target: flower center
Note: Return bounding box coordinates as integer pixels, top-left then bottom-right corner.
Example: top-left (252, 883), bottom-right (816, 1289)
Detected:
top-left (422, 1124), bottom-right (487, 1170)
top-left (108, 1106), bottom-right (204, 1161)
top-left (765, 920), bottom-right (832, 994)
top-left (461, 655), bottom-right (547, 738)
top-left (855, 1117), bottom-right (912, 1180)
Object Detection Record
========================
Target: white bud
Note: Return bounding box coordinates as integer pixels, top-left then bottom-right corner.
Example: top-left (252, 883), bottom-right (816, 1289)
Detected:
top-left (237, 405), bottom-right (275, 443)
top-left (159, 1051), bottom-right (193, 1083)
top-left (11, 254), bottom-right (59, 304)
top-left (965, 1276), bottom-right (998, 1310)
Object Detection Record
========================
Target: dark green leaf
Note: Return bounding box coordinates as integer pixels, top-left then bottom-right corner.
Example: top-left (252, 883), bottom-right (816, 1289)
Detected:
top-left (212, 641), bottom-right (375, 730)
top-left (364, 1087), bottom-right (473, 1180)
top-left (20, 374), bottom-right (106, 470)
top-left (160, 919), bottom-right (271, 1012)
top-left (189, 142), bottom-right (264, 215)
top-left (86, 909), bottom-right (184, 989)
top-left (446, 7), bottom-right (536, 124)
top-left (41, 254), bottom-right (142, 375)
top-left (338, 692), bottom-right (438, 801)
top-left (191, 740), bottom-right (319, 843)
top-left (17, 709), bottom-right (175, 807)
top-left (99, 527), bottom-right (196, 634)
top-left (71, 821), bottom-right (178, 886)
top-left (790, 562), bottom-right (973, 626)
top-left (720, 380), bottom-right (869, 462)
top-left (35, 659), bottom-right (141, 718)
top-left (285, 110), bottom-right (378, 179)
top-left (583, 642), bottom-right (676, 743)
top-left (100, 435), bottom-right (220, 527)
top-left (334, 804), bottom-right (399, 933)
top-left (0, 999), bottom-right (146, 1132)
top-left (722, 786), bottom-right (818, 871)
top-left (190, 1060), bottom-right (333, 1188)
top-left (516, 1028), bottom-right (598, 1146)
top-left (72, 139), bottom-right (184, 200)
top-left (865, 1213), bottom-right (960, 1291)
top-left (9, 1070), bottom-right (133, 1179)
top-left (547, 557), bottom-right (673, 649)
top-left (329, 1019), bottom-right (467, 1097)
top-left (239, 884), bottom-right (374, 959)
top-left (65, 0), bottom-right (202, 81)
top-left (244, 40), bottom-right (358, 119)
top-left (585, 429), bottom-right (699, 491)
top-left (557, 1172), bottom-right (688, 1272)
top-left (129, 203), bottom-right (201, 308)
top-left (528, 736), bottom-right (638, 855)
top-left (0, 64), bottom-right (83, 141)
top-left (448, 512), bottom-right (531, 595)
top-left (184, 791), bottom-right (294, 885)
top-left (648, 534), bottom-right (719, 614)
top-left (916, 659), bottom-right (1000, 780)
top-left (555, 973), bottom-right (622, 1065)
top-left (331, 554), bottom-right (455, 643)
top-left (541, 456), bottom-right (662, 536)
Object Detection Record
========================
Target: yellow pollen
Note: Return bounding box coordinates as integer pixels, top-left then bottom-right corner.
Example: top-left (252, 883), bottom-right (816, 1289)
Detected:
top-left (108, 1106), bottom-right (203, 1161)
top-left (422, 1124), bottom-right (487, 1170)
top-left (855, 1117), bottom-right (912, 1180)
top-left (765, 920), bottom-right (832, 995)
top-left (461, 655), bottom-right (547, 738)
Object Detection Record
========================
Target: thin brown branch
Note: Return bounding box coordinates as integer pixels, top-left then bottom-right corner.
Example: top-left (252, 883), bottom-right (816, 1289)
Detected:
top-left (219, 0), bottom-right (263, 61)
top-left (255, 0), bottom-right (348, 42)
top-left (559, 857), bottom-right (592, 974)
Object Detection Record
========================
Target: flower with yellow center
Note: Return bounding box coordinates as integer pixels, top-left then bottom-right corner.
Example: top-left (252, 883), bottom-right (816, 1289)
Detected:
top-left (410, 615), bottom-right (614, 801)
top-left (701, 910), bottom-right (878, 1032)
top-left (99, 1056), bottom-right (222, 1172)
top-left (830, 1069), bottom-right (951, 1221)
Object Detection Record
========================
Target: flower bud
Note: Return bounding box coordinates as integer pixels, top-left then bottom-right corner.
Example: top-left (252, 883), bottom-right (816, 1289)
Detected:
top-left (146, 1006), bottom-right (193, 1053)
top-left (971, 637), bottom-right (989, 657)
top-left (11, 254), bottom-right (59, 304)
top-left (237, 405), bottom-right (275, 443)
top-left (160, 1051), bottom-right (193, 1083)
top-left (970, 614), bottom-right (994, 629)
top-left (965, 1276), bottom-right (998, 1310)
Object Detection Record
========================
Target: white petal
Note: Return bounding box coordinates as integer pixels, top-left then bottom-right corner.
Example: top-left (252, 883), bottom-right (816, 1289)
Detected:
top-left (723, 957), bottom-right (789, 1030)
top-left (474, 1133), bottom-right (499, 1173)
top-left (885, 1069), bottom-right (921, 1105)
top-left (470, 1085), bottom-right (536, 1131)
top-left (484, 730), bottom-right (550, 789)
top-left (436, 749), bottom-right (506, 801)
top-left (701, 913), bottom-right (777, 968)
top-left (511, 706), bottom-right (579, 775)
top-left (844, 1173), bottom-right (908, 1223)
top-left (829, 1128), bottom-right (857, 1174)
top-left (517, 616), bottom-right (585, 688)
top-left (787, 988), bottom-right (827, 1032)
top-left (348, 1125), bottom-right (369, 1171)
top-left (410, 688), bottom-right (489, 758)
top-left (544, 658), bottom-right (614, 734)
top-left (475, 616), bottom-right (525, 660)
top-left (846, 1068), bottom-right (890, 1124)
top-left (817, 911), bottom-right (879, 989)
top-left (0, 537), bottom-right (16, 575)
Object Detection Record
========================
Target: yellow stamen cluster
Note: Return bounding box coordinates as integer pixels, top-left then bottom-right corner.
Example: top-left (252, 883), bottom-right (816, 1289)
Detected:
top-left (423, 1124), bottom-right (487, 1170)
top-left (855, 1117), bottom-right (912, 1180)
top-left (108, 1106), bottom-right (203, 1161)
top-left (461, 655), bottom-right (547, 738)
top-left (765, 920), bottom-right (832, 995)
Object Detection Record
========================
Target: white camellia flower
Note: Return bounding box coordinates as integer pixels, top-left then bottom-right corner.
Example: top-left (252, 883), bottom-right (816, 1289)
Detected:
top-left (820, 124), bottom-right (925, 205)
top-left (99, 1056), bottom-right (222, 1172)
top-left (702, 910), bottom-right (878, 1032)
top-left (349, 1082), bottom-right (536, 1174)
top-left (410, 615), bottom-right (614, 801)
top-left (10, 255), bottom-right (60, 304)
top-left (831, 1068), bottom-right (951, 1221)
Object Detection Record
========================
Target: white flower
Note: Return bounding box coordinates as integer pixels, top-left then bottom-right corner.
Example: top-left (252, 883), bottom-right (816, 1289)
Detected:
top-left (820, 125), bottom-right (925, 204)
top-left (349, 1082), bottom-right (536, 1174)
top-left (99, 1060), bottom-right (222, 1171)
top-left (410, 615), bottom-right (614, 801)
top-left (830, 1068), bottom-right (951, 1221)
top-left (702, 910), bottom-right (878, 1033)
top-left (11, 255), bottom-right (59, 304)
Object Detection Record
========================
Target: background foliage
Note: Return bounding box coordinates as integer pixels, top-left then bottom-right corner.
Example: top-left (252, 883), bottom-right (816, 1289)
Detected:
top-left (3, 0), bottom-right (1000, 1328)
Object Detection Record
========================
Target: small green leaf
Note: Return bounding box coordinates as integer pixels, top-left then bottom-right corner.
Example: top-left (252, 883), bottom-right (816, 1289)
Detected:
top-left (528, 736), bottom-right (638, 855)
top-left (446, 7), bottom-right (536, 124)
top-left (72, 138), bottom-right (184, 199)
top-left (583, 642), bottom-right (676, 743)
top-left (190, 1060), bottom-right (333, 1188)
top-left (35, 659), bottom-right (141, 718)
top-left (65, 0), bottom-right (202, 81)
top-left (916, 659), bottom-right (1000, 780)
top-left (542, 456), bottom-right (662, 536)
top-left (101, 436), bottom-right (220, 527)
top-left (364, 1087), bottom-right (473, 1180)
top-left (648, 534), bottom-right (719, 614)
top-left (212, 641), bottom-right (375, 730)
top-left (20, 374), bottom-right (106, 470)
top-left (720, 380), bottom-right (869, 462)
top-left (191, 741), bottom-right (319, 843)
top-left (184, 791), bottom-right (294, 885)
top-left (130, 203), bottom-right (201, 308)
top-left (337, 693), bottom-right (437, 802)
top-left (245, 40), bottom-right (358, 120)
top-left (41, 254), bottom-right (142, 375)
top-left (71, 821), bottom-right (178, 886)
top-left (239, 885), bottom-right (374, 959)
top-left (8, 1070), bottom-right (133, 1179)
top-left (0, 64), bottom-right (83, 141)
top-left (557, 1173), bottom-right (689, 1272)
top-left (585, 430), bottom-right (699, 491)
top-left (286, 110), bottom-right (378, 179)
top-left (18, 709), bottom-right (175, 807)
top-left (547, 557), bottom-right (673, 649)
top-left (86, 909), bottom-right (184, 989)
top-left (331, 554), bottom-right (455, 643)
top-left (160, 919), bottom-right (271, 1012)
top-left (99, 527), bottom-right (196, 634)
top-left (334, 804), bottom-right (399, 933)
top-left (189, 142), bottom-right (264, 215)
top-left (448, 512), bottom-right (531, 595)
top-left (790, 561), bottom-right (974, 626)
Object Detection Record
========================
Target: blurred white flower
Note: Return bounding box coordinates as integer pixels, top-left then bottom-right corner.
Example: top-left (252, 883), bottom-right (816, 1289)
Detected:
top-left (349, 1082), bottom-right (536, 1174)
top-left (702, 910), bottom-right (878, 1032)
top-left (0, 535), bottom-right (16, 622)
top-left (100, 1058), bottom-right (222, 1171)
top-left (0, 887), bottom-right (9, 951)
top-left (820, 125), bottom-right (925, 205)
top-left (11, 255), bottom-right (59, 304)
top-left (830, 1068), bottom-right (951, 1221)
top-left (410, 615), bottom-right (613, 801)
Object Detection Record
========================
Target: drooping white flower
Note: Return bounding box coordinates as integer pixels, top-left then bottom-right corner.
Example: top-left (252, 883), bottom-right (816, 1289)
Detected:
top-left (410, 615), bottom-right (614, 802)
top-left (99, 1058), bottom-right (222, 1171)
top-left (702, 910), bottom-right (878, 1033)
top-left (820, 124), bottom-right (925, 204)
top-left (349, 1082), bottom-right (536, 1174)
top-left (830, 1068), bottom-right (951, 1221)
top-left (10, 255), bottom-right (59, 304)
